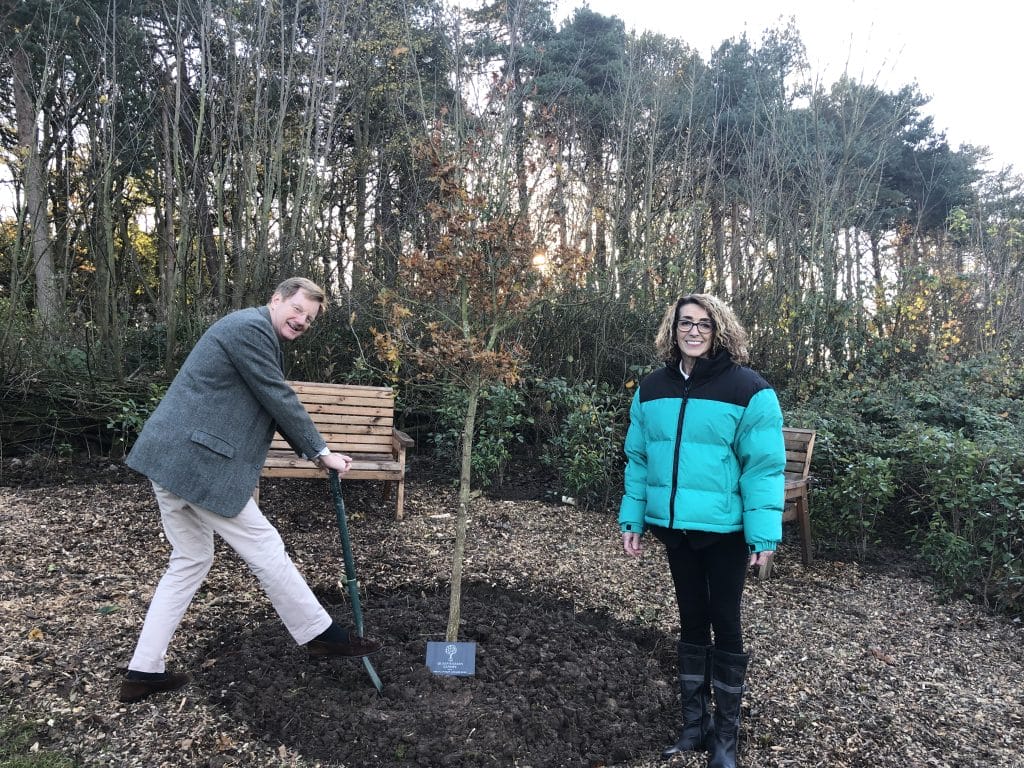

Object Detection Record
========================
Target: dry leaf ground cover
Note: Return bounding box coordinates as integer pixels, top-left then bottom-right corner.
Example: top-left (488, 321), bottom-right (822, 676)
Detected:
top-left (2, 457), bottom-right (1023, 768)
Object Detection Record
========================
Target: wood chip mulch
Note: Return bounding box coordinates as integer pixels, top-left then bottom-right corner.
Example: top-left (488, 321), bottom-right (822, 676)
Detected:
top-left (1, 459), bottom-right (1022, 767)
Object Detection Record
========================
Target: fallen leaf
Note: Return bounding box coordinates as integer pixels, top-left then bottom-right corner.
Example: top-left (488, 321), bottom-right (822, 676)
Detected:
top-left (869, 646), bottom-right (897, 666)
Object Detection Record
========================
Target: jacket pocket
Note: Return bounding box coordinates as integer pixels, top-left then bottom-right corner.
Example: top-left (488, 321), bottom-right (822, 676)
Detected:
top-left (190, 430), bottom-right (236, 459)
top-left (722, 451), bottom-right (738, 495)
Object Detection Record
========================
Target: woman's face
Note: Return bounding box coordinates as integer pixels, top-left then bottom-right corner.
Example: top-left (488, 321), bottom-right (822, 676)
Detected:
top-left (675, 302), bottom-right (715, 364)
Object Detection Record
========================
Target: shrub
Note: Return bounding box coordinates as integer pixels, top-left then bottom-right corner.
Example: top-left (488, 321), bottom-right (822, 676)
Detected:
top-left (531, 377), bottom-right (629, 510)
top-left (782, 352), bottom-right (1024, 615)
top-left (903, 426), bottom-right (1024, 611)
top-left (815, 452), bottom-right (896, 557)
top-left (430, 381), bottom-right (531, 488)
top-left (105, 382), bottom-right (168, 455)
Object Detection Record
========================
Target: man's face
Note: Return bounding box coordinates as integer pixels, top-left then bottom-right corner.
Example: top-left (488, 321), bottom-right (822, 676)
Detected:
top-left (268, 290), bottom-right (321, 341)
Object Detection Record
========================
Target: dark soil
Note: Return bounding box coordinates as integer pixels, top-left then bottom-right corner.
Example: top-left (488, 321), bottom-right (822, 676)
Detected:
top-left (2, 455), bottom-right (1024, 768)
top-left (204, 583), bottom-right (672, 767)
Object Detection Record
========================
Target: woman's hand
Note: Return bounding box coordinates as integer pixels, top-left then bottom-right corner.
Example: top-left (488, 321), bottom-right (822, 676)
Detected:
top-left (622, 532), bottom-right (643, 557)
top-left (749, 549), bottom-right (774, 568)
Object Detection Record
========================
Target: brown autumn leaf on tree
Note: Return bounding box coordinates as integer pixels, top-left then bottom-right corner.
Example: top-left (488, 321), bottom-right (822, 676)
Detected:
top-left (373, 130), bottom-right (547, 642)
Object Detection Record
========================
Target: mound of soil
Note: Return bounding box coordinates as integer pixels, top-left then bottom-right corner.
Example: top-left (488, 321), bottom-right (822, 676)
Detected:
top-left (204, 583), bottom-right (673, 767)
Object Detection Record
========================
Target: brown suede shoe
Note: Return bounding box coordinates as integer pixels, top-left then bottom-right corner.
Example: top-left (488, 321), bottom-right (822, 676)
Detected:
top-left (118, 671), bottom-right (191, 703)
top-left (307, 633), bottom-right (382, 658)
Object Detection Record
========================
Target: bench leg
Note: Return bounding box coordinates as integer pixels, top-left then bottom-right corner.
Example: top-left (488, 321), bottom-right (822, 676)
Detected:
top-left (394, 478), bottom-right (406, 521)
top-left (253, 483), bottom-right (260, 506)
top-left (796, 493), bottom-right (812, 565)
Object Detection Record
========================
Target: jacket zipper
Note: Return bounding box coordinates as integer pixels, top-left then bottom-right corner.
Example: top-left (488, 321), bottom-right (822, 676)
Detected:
top-left (668, 377), bottom-right (691, 529)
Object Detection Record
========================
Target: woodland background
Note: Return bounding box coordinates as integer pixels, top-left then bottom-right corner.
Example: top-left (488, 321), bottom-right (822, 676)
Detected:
top-left (2, 0), bottom-right (1024, 654)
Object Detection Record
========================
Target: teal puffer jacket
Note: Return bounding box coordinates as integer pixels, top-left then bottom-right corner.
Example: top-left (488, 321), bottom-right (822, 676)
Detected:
top-left (618, 351), bottom-right (785, 553)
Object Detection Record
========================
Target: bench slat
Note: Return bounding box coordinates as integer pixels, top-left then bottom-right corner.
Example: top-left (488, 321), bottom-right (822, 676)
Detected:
top-left (264, 453), bottom-right (402, 471)
top-left (271, 425), bottom-right (394, 441)
top-left (284, 435), bottom-right (394, 448)
top-left (299, 398), bottom-right (396, 413)
top-left (299, 410), bottom-right (394, 421)
top-left (270, 439), bottom-right (395, 454)
top-left (289, 382), bottom-right (394, 397)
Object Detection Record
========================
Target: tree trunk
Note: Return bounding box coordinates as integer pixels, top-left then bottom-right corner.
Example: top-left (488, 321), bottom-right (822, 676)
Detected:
top-left (376, 163), bottom-right (401, 288)
top-left (160, 81), bottom-right (178, 368)
top-left (588, 146), bottom-right (607, 292)
top-left (446, 381), bottom-right (480, 642)
top-left (512, 78), bottom-right (529, 219)
top-left (729, 199), bottom-right (742, 299)
top-left (691, 207), bottom-right (707, 292)
top-left (554, 147), bottom-right (568, 253)
top-left (352, 115), bottom-right (369, 295)
top-left (13, 47), bottom-right (59, 328)
top-left (94, 123), bottom-right (122, 375)
top-left (195, 176), bottom-right (221, 305)
top-left (711, 200), bottom-right (726, 294)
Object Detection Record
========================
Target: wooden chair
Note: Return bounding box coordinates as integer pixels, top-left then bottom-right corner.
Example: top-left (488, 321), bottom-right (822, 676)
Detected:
top-left (759, 427), bottom-right (816, 579)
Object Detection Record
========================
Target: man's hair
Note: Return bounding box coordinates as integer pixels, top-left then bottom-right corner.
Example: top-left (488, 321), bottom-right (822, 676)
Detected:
top-left (272, 277), bottom-right (327, 317)
top-left (653, 292), bottom-right (750, 365)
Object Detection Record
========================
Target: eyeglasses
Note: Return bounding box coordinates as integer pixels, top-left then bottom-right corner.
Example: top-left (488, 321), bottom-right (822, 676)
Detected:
top-left (676, 319), bottom-right (714, 335)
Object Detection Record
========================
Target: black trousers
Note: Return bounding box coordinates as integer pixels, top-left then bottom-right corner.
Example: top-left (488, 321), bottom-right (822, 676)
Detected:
top-left (651, 526), bottom-right (749, 654)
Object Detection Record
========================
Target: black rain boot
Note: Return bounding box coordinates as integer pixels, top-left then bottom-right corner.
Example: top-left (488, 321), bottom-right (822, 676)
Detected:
top-left (661, 642), bottom-right (714, 758)
top-left (707, 648), bottom-right (750, 768)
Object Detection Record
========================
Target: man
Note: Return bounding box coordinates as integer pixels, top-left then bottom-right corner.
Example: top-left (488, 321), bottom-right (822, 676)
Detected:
top-left (119, 277), bottom-right (380, 704)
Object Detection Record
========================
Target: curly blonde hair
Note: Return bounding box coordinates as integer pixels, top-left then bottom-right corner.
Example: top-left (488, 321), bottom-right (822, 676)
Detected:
top-left (654, 293), bottom-right (749, 366)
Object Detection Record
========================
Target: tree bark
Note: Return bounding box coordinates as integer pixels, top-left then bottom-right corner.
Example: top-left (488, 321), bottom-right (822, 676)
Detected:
top-left (13, 47), bottom-right (59, 328)
top-left (446, 380), bottom-right (480, 642)
top-left (160, 79), bottom-right (178, 368)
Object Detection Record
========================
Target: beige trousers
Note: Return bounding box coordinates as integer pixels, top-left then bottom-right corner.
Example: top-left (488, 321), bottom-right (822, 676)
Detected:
top-left (128, 482), bottom-right (331, 673)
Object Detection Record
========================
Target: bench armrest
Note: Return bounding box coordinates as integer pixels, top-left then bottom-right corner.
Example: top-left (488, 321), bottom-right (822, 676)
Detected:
top-left (392, 428), bottom-right (415, 450)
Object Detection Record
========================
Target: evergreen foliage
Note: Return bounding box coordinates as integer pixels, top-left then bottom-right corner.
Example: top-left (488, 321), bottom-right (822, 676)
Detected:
top-left (784, 352), bottom-right (1024, 613)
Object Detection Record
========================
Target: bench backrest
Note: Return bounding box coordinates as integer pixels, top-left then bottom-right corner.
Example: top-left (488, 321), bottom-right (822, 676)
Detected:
top-left (271, 381), bottom-right (397, 456)
top-left (782, 427), bottom-right (815, 481)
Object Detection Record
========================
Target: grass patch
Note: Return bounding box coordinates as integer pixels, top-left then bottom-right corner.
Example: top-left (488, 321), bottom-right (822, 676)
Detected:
top-left (0, 717), bottom-right (75, 768)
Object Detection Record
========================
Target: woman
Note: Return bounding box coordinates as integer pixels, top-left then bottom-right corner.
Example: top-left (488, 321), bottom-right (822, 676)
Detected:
top-left (619, 293), bottom-right (785, 768)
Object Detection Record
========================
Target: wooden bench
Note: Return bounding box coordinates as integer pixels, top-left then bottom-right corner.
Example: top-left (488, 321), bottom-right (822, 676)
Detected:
top-left (255, 381), bottom-right (414, 519)
top-left (759, 427), bottom-right (816, 579)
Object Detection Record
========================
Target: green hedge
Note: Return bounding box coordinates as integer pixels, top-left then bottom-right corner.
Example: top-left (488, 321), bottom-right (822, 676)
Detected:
top-left (784, 352), bottom-right (1024, 614)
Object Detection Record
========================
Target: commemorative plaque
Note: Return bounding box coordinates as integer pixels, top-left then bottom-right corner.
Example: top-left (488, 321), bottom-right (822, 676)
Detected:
top-left (426, 641), bottom-right (476, 677)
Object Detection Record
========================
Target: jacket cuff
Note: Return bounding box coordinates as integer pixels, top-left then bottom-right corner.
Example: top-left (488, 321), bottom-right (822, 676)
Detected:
top-left (620, 521), bottom-right (645, 534)
top-left (302, 445), bottom-right (330, 461)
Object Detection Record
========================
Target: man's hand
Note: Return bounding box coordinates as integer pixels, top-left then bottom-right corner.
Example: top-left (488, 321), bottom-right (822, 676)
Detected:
top-left (319, 452), bottom-right (353, 474)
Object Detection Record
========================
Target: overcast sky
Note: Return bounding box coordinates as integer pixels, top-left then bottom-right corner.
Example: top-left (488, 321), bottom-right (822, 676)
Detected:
top-left (552, 0), bottom-right (1022, 173)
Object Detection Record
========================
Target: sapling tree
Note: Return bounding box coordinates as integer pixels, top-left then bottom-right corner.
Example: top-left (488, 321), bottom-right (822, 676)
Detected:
top-left (374, 129), bottom-right (542, 641)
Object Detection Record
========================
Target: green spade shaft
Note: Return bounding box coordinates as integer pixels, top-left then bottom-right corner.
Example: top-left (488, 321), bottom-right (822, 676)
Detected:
top-left (329, 470), bottom-right (382, 691)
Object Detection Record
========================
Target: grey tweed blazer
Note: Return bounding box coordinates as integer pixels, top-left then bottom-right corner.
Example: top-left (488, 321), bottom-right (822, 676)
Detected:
top-left (126, 306), bottom-right (325, 517)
